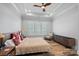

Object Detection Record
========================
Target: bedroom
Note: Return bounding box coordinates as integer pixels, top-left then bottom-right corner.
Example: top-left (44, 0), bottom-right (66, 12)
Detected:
top-left (0, 3), bottom-right (79, 56)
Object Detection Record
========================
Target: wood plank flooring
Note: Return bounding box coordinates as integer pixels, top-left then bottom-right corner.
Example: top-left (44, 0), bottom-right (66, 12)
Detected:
top-left (46, 40), bottom-right (77, 56)
top-left (19, 40), bottom-right (77, 56)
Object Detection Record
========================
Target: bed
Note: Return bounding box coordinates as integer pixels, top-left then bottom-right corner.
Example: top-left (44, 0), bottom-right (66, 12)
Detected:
top-left (16, 37), bottom-right (51, 55)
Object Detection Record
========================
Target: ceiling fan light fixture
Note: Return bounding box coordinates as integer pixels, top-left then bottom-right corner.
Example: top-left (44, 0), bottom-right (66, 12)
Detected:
top-left (41, 6), bottom-right (45, 9)
top-left (33, 3), bottom-right (51, 12)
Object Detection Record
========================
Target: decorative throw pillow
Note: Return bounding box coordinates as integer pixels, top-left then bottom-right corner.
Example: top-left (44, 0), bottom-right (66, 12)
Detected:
top-left (5, 39), bottom-right (15, 47)
top-left (12, 32), bottom-right (22, 46)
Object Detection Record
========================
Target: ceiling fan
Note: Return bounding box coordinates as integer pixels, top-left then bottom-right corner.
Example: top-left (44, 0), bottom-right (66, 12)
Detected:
top-left (33, 3), bottom-right (51, 12)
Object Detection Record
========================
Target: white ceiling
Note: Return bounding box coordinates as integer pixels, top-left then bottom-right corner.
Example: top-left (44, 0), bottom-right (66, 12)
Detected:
top-left (14, 3), bottom-right (57, 13)
top-left (11, 3), bottom-right (77, 17)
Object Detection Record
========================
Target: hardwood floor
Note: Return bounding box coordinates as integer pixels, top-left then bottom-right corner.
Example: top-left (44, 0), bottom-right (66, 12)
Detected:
top-left (46, 40), bottom-right (77, 56)
top-left (18, 40), bottom-right (77, 56)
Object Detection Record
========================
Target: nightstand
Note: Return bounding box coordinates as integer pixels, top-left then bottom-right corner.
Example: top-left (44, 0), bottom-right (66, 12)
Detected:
top-left (0, 33), bottom-right (5, 49)
top-left (44, 36), bottom-right (53, 41)
top-left (0, 47), bottom-right (15, 56)
top-left (0, 38), bottom-right (3, 48)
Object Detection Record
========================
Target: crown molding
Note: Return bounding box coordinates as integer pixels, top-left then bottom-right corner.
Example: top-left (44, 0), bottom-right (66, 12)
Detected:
top-left (11, 3), bottom-right (20, 13)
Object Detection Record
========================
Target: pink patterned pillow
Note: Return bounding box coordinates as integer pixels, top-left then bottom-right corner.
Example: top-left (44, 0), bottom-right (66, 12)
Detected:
top-left (12, 33), bottom-right (22, 46)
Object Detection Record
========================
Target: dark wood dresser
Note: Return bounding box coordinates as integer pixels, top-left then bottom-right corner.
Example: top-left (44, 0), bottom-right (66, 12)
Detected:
top-left (53, 35), bottom-right (76, 49)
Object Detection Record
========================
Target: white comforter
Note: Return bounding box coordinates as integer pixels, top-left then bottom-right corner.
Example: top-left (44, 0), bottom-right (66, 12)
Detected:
top-left (16, 37), bottom-right (51, 55)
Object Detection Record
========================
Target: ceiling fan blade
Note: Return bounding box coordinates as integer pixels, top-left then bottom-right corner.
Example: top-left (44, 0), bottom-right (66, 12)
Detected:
top-left (44, 3), bottom-right (51, 6)
top-left (33, 5), bottom-right (41, 7)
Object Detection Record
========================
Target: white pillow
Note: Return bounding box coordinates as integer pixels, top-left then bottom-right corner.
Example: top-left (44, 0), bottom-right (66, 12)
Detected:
top-left (45, 36), bottom-right (50, 38)
top-left (5, 39), bottom-right (15, 47)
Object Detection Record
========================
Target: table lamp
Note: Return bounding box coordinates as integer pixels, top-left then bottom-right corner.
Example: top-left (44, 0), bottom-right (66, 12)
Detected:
top-left (48, 32), bottom-right (52, 36)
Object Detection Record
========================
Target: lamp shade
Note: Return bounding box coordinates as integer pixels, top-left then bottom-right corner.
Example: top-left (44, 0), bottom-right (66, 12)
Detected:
top-left (0, 33), bottom-right (5, 39)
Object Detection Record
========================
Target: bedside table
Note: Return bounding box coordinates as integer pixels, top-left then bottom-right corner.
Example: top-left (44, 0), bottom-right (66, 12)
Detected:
top-left (0, 34), bottom-right (5, 49)
top-left (0, 47), bottom-right (15, 56)
top-left (44, 36), bottom-right (53, 41)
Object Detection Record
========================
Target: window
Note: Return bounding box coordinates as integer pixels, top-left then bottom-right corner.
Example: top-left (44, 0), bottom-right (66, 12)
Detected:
top-left (22, 20), bottom-right (52, 36)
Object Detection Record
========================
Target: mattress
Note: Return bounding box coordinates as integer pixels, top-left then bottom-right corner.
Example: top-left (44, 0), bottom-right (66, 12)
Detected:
top-left (16, 37), bottom-right (51, 55)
